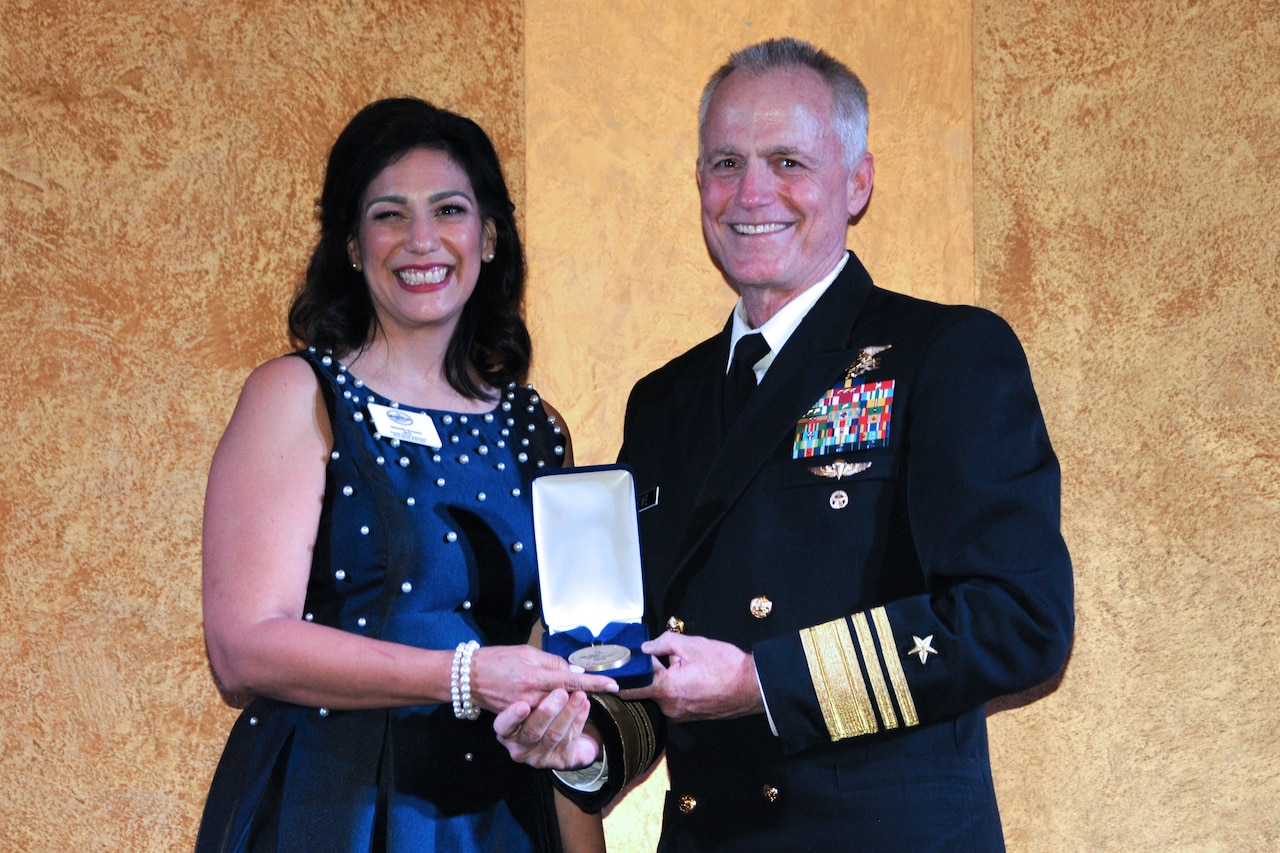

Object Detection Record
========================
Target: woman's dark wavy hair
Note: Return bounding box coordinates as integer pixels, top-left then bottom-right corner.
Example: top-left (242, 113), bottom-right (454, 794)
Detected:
top-left (288, 97), bottom-right (530, 399)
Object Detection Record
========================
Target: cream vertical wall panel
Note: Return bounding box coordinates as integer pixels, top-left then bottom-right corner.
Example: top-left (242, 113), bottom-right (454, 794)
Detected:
top-left (524, 0), bottom-right (973, 468)
top-left (0, 1), bottom-right (524, 849)
top-left (524, 3), bottom-right (972, 851)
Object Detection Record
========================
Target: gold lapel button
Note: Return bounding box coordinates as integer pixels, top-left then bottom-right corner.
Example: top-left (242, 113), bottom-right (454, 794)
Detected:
top-left (666, 616), bottom-right (685, 634)
top-left (749, 596), bottom-right (773, 619)
top-left (761, 784), bottom-right (780, 803)
top-left (678, 794), bottom-right (697, 814)
top-left (829, 489), bottom-right (849, 510)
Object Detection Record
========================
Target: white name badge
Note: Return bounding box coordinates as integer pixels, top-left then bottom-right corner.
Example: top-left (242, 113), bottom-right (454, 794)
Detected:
top-left (366, 403), bottom-right (443, 448)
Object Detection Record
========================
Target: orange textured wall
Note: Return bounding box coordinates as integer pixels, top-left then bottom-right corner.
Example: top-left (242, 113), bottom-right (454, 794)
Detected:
top-left (4, 0), bottom-right (1277, 850)
top-left (0, 1), bottom-right (523, 849)
top-left (975, 0), bottom-right (1280, 848)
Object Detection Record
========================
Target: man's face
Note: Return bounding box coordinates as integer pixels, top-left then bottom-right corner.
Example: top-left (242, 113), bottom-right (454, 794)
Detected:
top-left (698, 67), bottom-right (872, 308)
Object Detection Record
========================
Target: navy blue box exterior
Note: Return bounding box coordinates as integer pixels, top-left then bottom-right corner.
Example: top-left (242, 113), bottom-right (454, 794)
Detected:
top-left (544, 621), bottom-right (653, 688)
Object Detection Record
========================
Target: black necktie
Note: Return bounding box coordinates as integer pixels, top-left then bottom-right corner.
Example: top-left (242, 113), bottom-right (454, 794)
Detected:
top-left (723, 333), bottom-right (771, 428)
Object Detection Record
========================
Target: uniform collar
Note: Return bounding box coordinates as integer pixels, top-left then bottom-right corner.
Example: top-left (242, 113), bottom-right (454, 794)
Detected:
top-left (727, 252), bottom-right (851, 378)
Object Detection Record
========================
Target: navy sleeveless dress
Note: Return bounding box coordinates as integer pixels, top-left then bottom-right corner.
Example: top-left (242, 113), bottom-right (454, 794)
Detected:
top-left (196, 349), bottom-right (568, 852)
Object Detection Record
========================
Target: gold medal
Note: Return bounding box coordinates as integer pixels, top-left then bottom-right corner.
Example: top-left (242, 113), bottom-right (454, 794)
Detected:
top-left (568, 644), bottom-right (632, 672)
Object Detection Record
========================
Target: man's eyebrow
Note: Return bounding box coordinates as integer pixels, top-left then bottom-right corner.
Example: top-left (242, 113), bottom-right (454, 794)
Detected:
top-left (706, 144), bottom-right (747, 159)
top-left (704, 145), bottom-right (807, 159)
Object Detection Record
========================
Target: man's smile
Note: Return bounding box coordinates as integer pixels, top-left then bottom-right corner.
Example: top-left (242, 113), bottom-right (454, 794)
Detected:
top-left (731, 222), bottom-right (792, 235)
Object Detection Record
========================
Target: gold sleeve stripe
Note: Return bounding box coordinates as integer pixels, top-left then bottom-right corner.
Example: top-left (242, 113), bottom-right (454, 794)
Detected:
top-left (851, 611), bottom-right (899, 730)
top-left (589, 693), bottom-right (658, 785)
top-left (870, 606), bottom-right (919, 727)
top-left (619, 697), bottom-right (658, 775)
top-left (800, 617), bottom-right (878, 740)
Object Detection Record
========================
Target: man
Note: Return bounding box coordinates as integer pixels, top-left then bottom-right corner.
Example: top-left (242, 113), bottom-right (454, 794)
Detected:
top-left (501, 37), bottom-right (1073, 851)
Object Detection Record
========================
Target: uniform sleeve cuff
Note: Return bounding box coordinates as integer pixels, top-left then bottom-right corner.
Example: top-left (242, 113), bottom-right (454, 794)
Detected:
top-left (552, 750), bottom-right (609, 792)
top-left (755, 658), bottom-right (779, 736)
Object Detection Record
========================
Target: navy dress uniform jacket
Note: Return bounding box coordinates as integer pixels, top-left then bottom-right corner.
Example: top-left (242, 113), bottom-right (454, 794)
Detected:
top-left (618, 253), bottom-right (1074, 852)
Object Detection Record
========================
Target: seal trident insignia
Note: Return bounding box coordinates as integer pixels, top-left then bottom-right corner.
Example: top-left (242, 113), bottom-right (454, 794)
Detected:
top-left (843, 345), bottom-right (892, 381)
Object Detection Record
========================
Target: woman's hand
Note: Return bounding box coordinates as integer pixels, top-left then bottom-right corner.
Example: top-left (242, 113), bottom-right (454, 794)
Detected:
top-left (493, 688), bottom-right (603, 770)
top-left (469, 644), bottom-right (617, 715)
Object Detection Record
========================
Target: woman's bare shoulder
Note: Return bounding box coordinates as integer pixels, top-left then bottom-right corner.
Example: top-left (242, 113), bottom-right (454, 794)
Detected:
top-left (219, 354), bottom-right (327, 447)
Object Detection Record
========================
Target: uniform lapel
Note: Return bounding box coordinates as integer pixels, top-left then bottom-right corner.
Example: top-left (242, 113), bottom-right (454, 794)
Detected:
top-left (667, 257), bottom-right (876, 583)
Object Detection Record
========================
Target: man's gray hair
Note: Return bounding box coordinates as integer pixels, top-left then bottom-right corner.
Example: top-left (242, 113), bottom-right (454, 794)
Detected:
top-left (698, 37), bottom-right (869, 168)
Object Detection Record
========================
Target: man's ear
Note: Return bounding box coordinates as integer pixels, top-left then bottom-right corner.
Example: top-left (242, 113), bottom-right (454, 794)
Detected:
top-left (847, 152), bottom-right (875, 219)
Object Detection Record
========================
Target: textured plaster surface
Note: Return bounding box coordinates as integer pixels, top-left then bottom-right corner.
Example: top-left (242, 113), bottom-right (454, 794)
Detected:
top-left (4, 0), bottom-right (1276, 850)
top-left (976, 0), bottom-right (1280, 849)
top-left (0, 1), bottom-right (523, 849)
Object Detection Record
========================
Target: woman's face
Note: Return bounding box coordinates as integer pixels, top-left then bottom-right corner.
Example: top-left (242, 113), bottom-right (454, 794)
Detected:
top-left (348, 147), bottom-right (496, 339)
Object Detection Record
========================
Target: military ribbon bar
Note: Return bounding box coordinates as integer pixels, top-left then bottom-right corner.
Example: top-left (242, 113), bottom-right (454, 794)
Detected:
top-left (793, 380), bottom-right (895, 459)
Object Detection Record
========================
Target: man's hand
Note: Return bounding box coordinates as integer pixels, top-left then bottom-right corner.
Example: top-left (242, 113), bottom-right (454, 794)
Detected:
top-left (619, 631), bottom-right (765, 722)
top-left (494, 688), bottom-right (603, 770)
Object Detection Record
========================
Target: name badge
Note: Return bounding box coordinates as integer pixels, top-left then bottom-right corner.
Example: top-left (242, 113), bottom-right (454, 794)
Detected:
top-left (367, 403), bottom-right (443, 448)
top-left (638, 487), bottom-right (660, 512)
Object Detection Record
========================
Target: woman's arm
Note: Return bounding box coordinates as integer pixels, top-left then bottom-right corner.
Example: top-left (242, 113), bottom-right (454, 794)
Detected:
top-left (554, 789), bottom-right (606, 853)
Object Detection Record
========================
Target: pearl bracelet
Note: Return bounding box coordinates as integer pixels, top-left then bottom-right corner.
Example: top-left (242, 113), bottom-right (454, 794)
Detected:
top-left (451, 640), bottom-right (481, 721)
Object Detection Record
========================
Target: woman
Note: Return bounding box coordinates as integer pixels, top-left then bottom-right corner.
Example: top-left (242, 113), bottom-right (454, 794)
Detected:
top-left (197, 98), bottom-right (612, 853)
